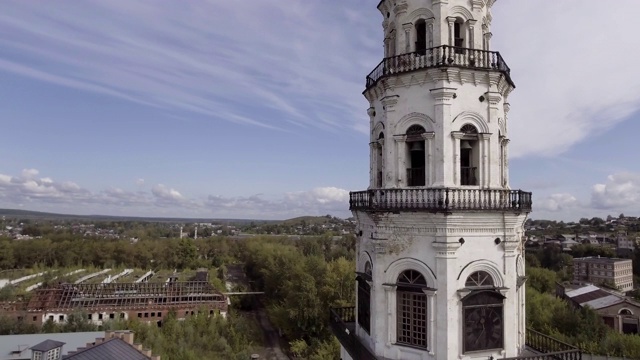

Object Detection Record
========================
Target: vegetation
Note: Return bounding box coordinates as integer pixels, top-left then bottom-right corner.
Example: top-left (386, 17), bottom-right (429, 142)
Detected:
top-left (238, 235), bottom-right (356, 359)
top-left (526, 254), bottom-right (640, 358)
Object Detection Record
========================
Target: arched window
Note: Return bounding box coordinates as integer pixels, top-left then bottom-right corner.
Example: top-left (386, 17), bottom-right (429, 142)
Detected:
top-left (462, 271), bottom-right (504, 353)
top-left (406, 125), bottom-right (426, 187)
top-left (454, 18), bottom-right (464, 48)
top-left (459, 124), bottom-right (479, 186)
top-left (396, 270), bottom-right (428, 348)
top-left (415, 20), bottom-right (427, 55)
top-left (465, 271), bottom-right (494, 287)
top-left (357, 262), bottom-right (372, 333)
top-left (620, 309), bottom-right (633, 316)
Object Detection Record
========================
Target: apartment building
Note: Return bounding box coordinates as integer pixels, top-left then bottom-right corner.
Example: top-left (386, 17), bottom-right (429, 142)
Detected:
top-left (573, 256), bottom-right (634, 292)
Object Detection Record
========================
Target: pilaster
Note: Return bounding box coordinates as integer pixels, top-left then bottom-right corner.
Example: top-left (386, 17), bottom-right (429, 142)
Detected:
top-left (430, 87), bottom-right (457, 187)
top-left (433, 241), bottom-right (461, 360)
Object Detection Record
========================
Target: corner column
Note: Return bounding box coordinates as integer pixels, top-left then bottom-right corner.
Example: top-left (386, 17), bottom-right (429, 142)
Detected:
top-left (403, 23), bottom-right (412, 53)
top-left (451, 131), bottom-right (464, 187)
top-left (422, 132), bottom-right (435, 187)
top-left (429, 87), bottom-right (457, 187)
top-left (393, 135), bottom-right (407, 187)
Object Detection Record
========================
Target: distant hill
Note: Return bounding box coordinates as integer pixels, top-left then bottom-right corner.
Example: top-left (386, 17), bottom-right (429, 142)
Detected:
top-left (0, 208), bottom-right (272, 224)
top-left (278, 215), bottom-right (343, 226)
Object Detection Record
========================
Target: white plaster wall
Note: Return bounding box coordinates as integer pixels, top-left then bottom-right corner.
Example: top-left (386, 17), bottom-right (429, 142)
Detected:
top-left (378, 0), bottom-right (495, 55)
top-left (368, 73), bottom-right (511, 190)
top-left (354, 210), bottom-right (527, 360)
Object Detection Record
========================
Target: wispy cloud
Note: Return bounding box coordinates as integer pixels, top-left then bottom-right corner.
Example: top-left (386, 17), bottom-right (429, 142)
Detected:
top-left (0, 169), bottom-right (350, 219)
top-left (0, 0), bottom-right (376, 133)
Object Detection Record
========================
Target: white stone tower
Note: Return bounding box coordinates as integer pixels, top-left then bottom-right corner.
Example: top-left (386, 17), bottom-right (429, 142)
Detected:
top-left (331, 1), bottom-right (532, 360)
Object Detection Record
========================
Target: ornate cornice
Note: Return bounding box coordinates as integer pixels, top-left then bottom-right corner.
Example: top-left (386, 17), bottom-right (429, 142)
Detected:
top-left (471, 0), bottom-right (485, 11)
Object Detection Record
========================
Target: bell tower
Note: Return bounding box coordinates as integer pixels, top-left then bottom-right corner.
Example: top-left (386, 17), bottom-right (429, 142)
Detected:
top-left (332, 1), bottom-right (532, 360)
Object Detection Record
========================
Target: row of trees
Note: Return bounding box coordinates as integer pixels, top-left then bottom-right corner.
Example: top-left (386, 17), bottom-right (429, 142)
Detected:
top-left (0, 236), bottom-right (238, 271)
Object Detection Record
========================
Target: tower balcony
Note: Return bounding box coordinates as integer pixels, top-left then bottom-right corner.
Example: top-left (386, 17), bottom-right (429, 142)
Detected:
top-left (365, 45), bottom-right (514, 90)
top-left (330, 306), bottom-right (582, 360)
top-left (349, 188), bottom-right (532, 213)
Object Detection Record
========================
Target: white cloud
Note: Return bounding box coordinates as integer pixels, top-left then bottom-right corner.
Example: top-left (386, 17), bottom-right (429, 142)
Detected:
top-left (591, 173), bottom-right (640, 210)
top-left (493, 1), bottom-right (640, 157)
top-left (151, 184), bottom-right (185, 203)
top-left (135, 178), bottom-right (145, 186)
top-left (537, 193), bottom-right (579, 212)
top-left (20, 168), bottom-right (39, 179)
top-left (0, 169), bottom-right (352, 218)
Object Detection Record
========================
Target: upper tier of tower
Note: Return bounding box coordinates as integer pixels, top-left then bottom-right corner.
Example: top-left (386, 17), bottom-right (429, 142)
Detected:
top-left (367, 0), bottom-right (511, 90)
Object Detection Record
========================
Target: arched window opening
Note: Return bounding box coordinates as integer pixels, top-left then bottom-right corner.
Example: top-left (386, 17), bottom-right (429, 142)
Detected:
top-left (396, 270), bottom-right (428, 348)
top-left (406, 125), bottom-right (426, 187)
top-left (459, 124), bottom-right (479, 186)
top-left (377, 132), bottom-right (384, 188)
top-left (462, 290), bottom-right (504, 353)
top-left (620, 309), bottom-right (633, 316)
top-left (465, 271), bottom-right (495, 287)
top-left (454, 18), bottom-right (464, 48)
top-left (415, 20), bottom-right (427, 55)
top-left (357, 261), bottom-right (372, 334)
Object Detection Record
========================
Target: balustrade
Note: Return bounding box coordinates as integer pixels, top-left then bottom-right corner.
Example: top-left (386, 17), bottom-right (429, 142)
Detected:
top-left (366, 45), bottom-right (513, 89)
top-left (350, 188), bottom-right (532, 212)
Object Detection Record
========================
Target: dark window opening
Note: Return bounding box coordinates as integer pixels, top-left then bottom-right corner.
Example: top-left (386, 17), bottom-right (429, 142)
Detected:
top-left (33, 316), bottom-right (37, 322)
top-left (406, 125), bottom-right (426, 187)
top-left (415, 20), bottom-right (427, 55)
top-left (460, 124), bottom-right (479, 186)
top-left (463, 290), bottom-right (504, 353)
top-left (357, 262), bottom-right (372, 333)
top-left (158, 312), bottom-right (162, 317)
top-left (59, 315), bottom-right (64, 321)
top-left (454, 21), bottom-right (463, 47)
top-left (144, 313), bottom-right (149, 318)
top-left (396, 270), bottom-right (428, 349)
top-left (98, 314), bottom-right (103, 320)
top-left (138, 313), bottom-right (142, 318)
top-left (120, 313), bottom-right (125, 319)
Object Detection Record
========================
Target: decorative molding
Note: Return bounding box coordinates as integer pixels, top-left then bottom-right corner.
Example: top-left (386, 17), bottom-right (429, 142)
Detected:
top-left (457, 259), bottom-right (504, 287)
top-left (471, 0), bottom-right (485, 11)
top-left (452, 111), bottom-right (490, 133)
top-left (381, 95), bottom-right (400, 112)
top-left (449, 6), bottom-right (475, 21)
top-left (395, 112), bottom-right (436, 134)
top-left (384, 257), bottom-right (437, 284)
top-left (485, 91), bottom-right (503, 106)
top-left (429, 87), bottom-right (457, 102)
top-left (432, 241), bottom-right (461, 257)
top-left (408, 8), bottom-right (435, 23)
top-left (394, 1), bottom-right (408, 15)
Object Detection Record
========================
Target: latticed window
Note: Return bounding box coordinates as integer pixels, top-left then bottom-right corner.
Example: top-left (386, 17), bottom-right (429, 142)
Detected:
top-left (357, 262), bottom-right (372, 333)
top-left (465, 271), bottom-right (494, 287)
top-left (463, 271), bottom-right (504, 353)
top-left (396, 270), bottom-right (428, 348)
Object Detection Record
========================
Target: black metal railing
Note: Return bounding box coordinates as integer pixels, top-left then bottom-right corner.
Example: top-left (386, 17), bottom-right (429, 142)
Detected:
top-left (329, 307), bottom-right (377, 360)
top-left (350, 188), bottom-right (532, 213)
top-left (406, 167), bottom-right (425, 187)
top-left (366, 45), bottom-right (513, 89)
top-left (461, 166), bottom-right (477, 186)
top-left (504, 328), bottom-right (582, 360)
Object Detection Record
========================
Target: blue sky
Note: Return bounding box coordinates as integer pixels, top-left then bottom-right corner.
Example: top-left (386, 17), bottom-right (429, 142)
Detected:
top-left (1, 0), bottom-right (640, 221)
